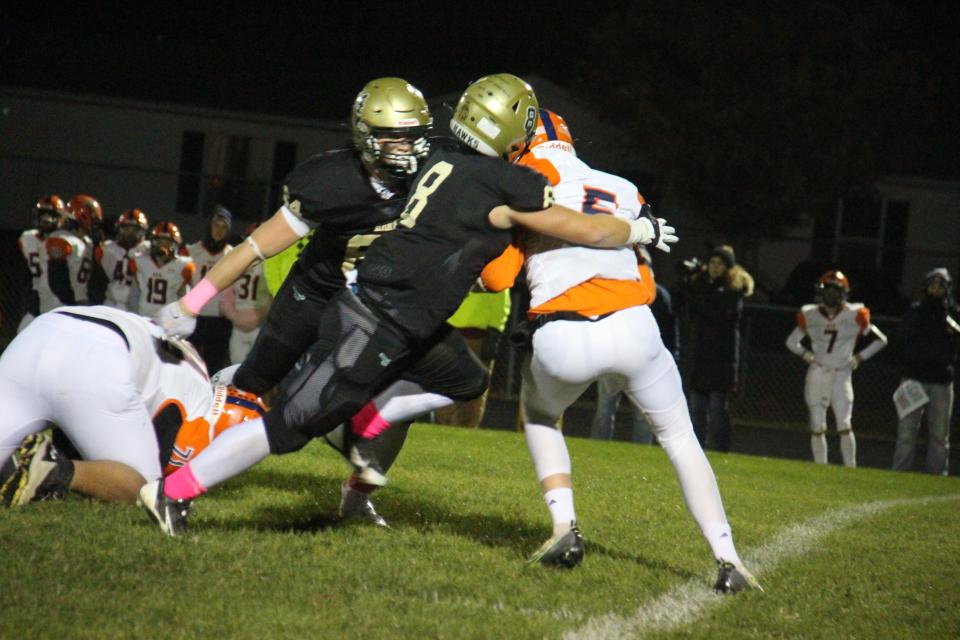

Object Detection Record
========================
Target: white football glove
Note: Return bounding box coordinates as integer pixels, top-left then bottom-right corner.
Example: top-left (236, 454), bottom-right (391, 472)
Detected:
top-left (626, 205), bottom-right (679, 253)
top-left (157, 300), bottom-right (197, 337)
top-left (802, 351), bottom-right (816, 365)
top-left (848, 355), bottom-right (861, 370)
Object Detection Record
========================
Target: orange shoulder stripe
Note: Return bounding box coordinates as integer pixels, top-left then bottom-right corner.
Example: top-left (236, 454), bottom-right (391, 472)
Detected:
top-left (46, 236), bottom-right (73, 259)
top-left (856, 306), bottom-right (870, 333)
top-left (518, 155), bottom-right (561, 186)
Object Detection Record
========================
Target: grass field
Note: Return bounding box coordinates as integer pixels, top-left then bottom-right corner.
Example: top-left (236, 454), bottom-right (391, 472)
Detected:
top-left (2, 423), bottom-right (959, 639)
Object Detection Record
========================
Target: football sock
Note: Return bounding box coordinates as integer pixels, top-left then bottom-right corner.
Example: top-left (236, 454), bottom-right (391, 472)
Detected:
top-left (543, 487), bottom-right (576, 536)
top-left (704, 522), bottom-right (742, 567)
top-left (347, 475), bottom-right (378, 495)
top-left (811, 434), bottom-right (828, 464)
top-left (839, 431), bottom-right (856, 467)
top-left (183, 418), bottom-right (271, 493)
top-left (164, 464), bottom-right (205, 501)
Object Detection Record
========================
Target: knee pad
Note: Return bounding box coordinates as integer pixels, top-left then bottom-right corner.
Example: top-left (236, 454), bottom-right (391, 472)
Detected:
top-left (450, 367), bottom-right (489, 402)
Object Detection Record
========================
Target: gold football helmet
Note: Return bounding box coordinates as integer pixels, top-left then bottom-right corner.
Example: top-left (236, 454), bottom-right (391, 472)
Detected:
top-left (449, 73), bottom-right (539, 162)
top-left (351, 77), bottom-right (432, 183)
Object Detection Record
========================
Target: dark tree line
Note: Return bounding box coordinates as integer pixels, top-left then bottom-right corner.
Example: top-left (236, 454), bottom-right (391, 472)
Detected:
top-left (568, 1), bottom-right (956, 241)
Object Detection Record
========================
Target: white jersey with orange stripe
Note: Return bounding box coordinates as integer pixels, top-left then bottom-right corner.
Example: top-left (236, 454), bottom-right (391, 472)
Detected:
top-left (522, 146), bottom-right (646, 311)
top-left (99, 239), bottom-right (149, 310)
top-left (130, 253), bottom-right (196, 320)
top-left (18, 229), bottom-right (56, 311)
top-left (793, 302), bottom-right (871, 368)
top-left (44, 230), bottom-right (91, 310)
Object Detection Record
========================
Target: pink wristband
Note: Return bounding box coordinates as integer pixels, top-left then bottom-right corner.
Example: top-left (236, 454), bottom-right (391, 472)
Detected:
top-left (182, 277), bottom-right (218, 314)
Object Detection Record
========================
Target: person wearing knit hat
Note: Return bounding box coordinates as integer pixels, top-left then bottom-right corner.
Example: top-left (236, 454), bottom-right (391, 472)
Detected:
top-left (893, 267), bottom-right (958, 475)
top-left (681, 244), bottom-right (754, 452)
top-left (183, 205), bottom-right (236, 374)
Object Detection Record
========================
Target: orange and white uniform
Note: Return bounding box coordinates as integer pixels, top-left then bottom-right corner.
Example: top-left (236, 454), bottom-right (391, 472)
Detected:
top-left (129, 253), bottom-right (195, 320)
top-left (786, 302), bottom-right (887, 465)
top-left (506, 111), bottom-right (743, 569)
top-left (97, 239), bottom-right (149, 310)
top-left (17, 229), bottom-right (55, 331)
top-left (43, 229), bottom-right (92, 309)
top-left (184, 240), bottom-right (232, 318)
top-left (0, 305), bottom-right (263, 481)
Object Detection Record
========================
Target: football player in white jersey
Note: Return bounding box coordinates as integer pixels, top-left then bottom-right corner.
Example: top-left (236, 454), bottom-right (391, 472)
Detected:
top-left (47, 194), bottom-right (103, 307)
top-left (483, 109), bottom-right (757, 593)
top-left (17, 195), bottom-right (66, 331)
top-left (130, 222), bottom-right (196, 320)
top-left (785, 270), bottom-right (888, 467)
top-left (96, 208), bottom-right (150, 310)
top-left (0, 305), bottom-right (267, 506)
top-left (185, 206), bottom-right (234, 373)
top-left (221, 223), bottom-right (272, 365)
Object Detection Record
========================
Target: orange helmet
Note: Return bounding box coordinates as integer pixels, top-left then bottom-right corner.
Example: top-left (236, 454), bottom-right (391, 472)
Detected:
top-left (210, 384), bottom-right (268, 438)
top-left (817, 270), bottom-right (850, 293)
top-left (117, 208), bottom-right (149, 230)
top-left (529, 109), bottom-right (575, 155)
top-left (66, 194), bottom-right (104, 230)
top-left (150, 221), bottom-right (183, 246)
top-left (35, 195), bottom-right (66, 233)
top-left (36, 194), bottom-right (67, 216)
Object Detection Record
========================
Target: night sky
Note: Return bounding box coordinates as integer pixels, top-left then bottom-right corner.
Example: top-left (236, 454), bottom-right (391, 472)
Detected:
top-left (3, 2), bottom-right (959, 176)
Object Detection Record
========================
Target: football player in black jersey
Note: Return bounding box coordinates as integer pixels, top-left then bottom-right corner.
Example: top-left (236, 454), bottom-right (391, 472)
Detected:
top-left (142, 74), bottom-right (677, 539)
top-left (157, 78), bottom-right (480, 526)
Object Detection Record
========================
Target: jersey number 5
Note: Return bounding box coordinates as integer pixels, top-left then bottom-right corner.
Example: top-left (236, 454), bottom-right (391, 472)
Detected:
top-left (400, 161), bottom-right (454, 228)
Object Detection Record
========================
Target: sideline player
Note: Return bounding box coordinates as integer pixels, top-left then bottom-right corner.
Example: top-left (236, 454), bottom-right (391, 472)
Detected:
top-left (483, 109), bottom-right (757, 592)
top-left (786, 270), bottom-right (887, 467)
top-left (38, 193), bottom-right (100, 310)
top-left (221, 223), bottom-right (272, 365)
top-left (156, 78), bottom-right (461, 525)
top-left (0, 305), bottom-right (266, 505)
top-left (140, 73), bottom-right (676, 538)
top-left (130, 222), bottom-right (196, 320)
top-left (17, 195), bottom-right (66, 331)
top-left (185, 206), bottom-right (235, 373)
top-left (96, 208), bottom-right (151, 310)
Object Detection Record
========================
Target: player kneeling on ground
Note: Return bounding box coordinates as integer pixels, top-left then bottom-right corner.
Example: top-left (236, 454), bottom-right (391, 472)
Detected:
top-left (0, 305), bottom-right (265, 506)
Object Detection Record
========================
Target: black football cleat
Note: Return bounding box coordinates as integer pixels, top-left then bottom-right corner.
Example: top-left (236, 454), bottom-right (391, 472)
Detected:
top-left (713, 560), bottom-right (763, 594)
top-left (137, 479), bottom-right (192, 536)
top-left (338, 482), bottom-right (389, 528)
top-left (528, 525), bottom-right (584, 568)
top-left (0, 433), bottom-right (72, 506)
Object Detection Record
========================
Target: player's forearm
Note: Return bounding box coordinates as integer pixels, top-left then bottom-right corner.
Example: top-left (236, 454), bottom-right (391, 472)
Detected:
top-left (181, 209), bottom-right (303, 313)
top-left (510, 204), bottom-right (632, 247)
top-left (785, 326), bottom-right (808, 357)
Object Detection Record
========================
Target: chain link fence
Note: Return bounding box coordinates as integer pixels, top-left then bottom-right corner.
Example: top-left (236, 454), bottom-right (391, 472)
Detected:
top-left (484, 290), bottom-right (959, 461)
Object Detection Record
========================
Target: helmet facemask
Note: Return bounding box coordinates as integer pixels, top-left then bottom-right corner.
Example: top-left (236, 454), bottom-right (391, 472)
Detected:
top-left (117, 224), bottom-right (144, 250)
top-left (818, 284), bottom-right (845, 308)
top-left (351, 78), bottom-right (433, 189)
top-left (36, 210), bottom-right (62, 235)
top-left (151, 237), bottom-right (178, 263)
top-left (358, 125), bottom-right (431, 184)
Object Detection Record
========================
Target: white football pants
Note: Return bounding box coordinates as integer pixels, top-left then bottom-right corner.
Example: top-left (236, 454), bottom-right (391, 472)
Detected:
top-left (0, 313), bottom-right (162, 480)
top-left (521, 305), bottom-right (738, 562)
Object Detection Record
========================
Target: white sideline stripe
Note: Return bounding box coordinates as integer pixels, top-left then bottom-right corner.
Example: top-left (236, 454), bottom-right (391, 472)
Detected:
top-left (565, 494), bottom-right (960, 640)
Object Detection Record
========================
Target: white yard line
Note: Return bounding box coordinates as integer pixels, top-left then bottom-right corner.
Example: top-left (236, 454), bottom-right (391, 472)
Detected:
top-left (565, 494), bottom-right (960, 640)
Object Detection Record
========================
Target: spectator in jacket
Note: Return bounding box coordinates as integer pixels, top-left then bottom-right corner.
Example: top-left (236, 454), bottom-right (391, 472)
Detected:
top-left (679, 245), bottom-right (753, 452)
top-left (892, 268), bottom-right (959, 475)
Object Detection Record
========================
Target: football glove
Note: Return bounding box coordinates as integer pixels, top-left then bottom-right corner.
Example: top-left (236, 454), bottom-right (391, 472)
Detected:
top-left (848, 355), bottom-right (861, 370)
top-left (626, 204), bottom-right (678, 253)
top-left (157, 300), bottom-right (197, 337)
top-left (802, 351), bottom-right (816, 365)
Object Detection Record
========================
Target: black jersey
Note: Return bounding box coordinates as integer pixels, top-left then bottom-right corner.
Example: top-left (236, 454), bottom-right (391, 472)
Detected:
top-left (282, 148), bottom-right (408, 295)
top-left (358, 143), bottom-right (553, 339)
